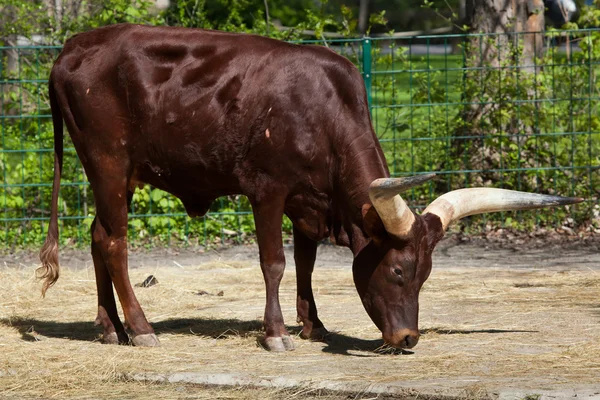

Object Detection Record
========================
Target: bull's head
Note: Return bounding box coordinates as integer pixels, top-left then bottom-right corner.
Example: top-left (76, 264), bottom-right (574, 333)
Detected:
top-left (354, 174), bottom-right (583, 349)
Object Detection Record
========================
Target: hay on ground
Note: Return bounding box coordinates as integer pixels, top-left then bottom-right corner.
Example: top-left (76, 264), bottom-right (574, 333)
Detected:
top-left (0, 249), bottom-right (599, 398)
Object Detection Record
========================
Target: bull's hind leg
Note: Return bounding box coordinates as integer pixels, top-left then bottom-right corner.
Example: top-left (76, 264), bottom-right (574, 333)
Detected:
top-left (252, 197), bottom-right (294, 351)
top-left (293, 227), bottom-right (328, 341)
top-left (91, 216), bottom-right (129, 344)
top-left (91, 190), bottom-right (135, 344)
top-left (90, 175), bottom-right (159, 347)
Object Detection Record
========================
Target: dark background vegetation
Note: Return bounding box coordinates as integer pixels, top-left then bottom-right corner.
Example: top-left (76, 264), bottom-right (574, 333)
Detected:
top-left (0, 0), bottom-right (598, 248)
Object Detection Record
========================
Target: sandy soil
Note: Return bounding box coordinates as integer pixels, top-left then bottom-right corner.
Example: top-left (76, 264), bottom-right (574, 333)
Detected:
top-left (1, 240), bottom-right (599, 399)
top-left (3, 234), bottom-right (600, 272)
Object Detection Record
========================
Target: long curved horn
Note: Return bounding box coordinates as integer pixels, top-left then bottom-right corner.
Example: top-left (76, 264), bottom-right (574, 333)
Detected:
top-left (423, 188), bottom-right (584, 231)
top-left (369, 174), bottom-right (436, 238)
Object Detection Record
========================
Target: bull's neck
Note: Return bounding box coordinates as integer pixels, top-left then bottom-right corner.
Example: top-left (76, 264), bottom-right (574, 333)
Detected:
top-left (335, 139), bottom-right (389, 256)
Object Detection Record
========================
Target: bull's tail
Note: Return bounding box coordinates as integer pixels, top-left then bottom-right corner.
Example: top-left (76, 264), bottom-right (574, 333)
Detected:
top-left (38, 76), bottom-right (63, 297)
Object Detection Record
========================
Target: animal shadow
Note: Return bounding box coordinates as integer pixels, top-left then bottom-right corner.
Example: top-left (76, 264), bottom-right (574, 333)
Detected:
top-left (0, 316), bottom-right (264, 344)
top-left (421, 327), bottom-right (538, 335)
top-left (0, 317), bottom-right (537, 356)
top-left (311, 327), bottom-right (538, 356)
top-left (0, 317), bottom-right (99, 343)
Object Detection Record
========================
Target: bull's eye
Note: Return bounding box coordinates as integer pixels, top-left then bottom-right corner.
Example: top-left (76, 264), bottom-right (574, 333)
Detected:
top-left (388, 267), bottom-right (404, 284)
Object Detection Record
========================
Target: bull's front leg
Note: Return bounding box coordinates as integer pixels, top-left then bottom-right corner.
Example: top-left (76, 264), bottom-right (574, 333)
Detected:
top-left (252, 197), bottom-right (294, 352)
top-left (293, 226), bottom-right (328, 341)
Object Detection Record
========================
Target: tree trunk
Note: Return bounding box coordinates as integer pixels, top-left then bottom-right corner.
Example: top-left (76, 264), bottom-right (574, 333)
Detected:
top-left (358, 0), bottom-right (369, 34)
top-left (465, 0), bottom-right (544, 72)
top-left (462, 0), bottom-right (546, 136)
top-left (453, 0), bottom-right (546, 188)
top-left (459, 0), bottom-right (466, 22)
top-left (464, 0), bottom-right (546, 131)
top-left (44, 0), bottom-right (63, 31)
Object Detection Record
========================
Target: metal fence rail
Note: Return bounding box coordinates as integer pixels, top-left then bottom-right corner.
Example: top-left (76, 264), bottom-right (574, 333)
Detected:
top-left (1, 30), bottom-right (598, 248)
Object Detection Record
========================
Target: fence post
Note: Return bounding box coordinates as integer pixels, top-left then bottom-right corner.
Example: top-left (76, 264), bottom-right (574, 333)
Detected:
top-left (362, 37), bottom-right (372, 108)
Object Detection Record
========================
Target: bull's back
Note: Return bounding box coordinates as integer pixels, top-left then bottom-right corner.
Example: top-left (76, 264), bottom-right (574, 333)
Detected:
top-left (51, 24), bottom-right (373, 213)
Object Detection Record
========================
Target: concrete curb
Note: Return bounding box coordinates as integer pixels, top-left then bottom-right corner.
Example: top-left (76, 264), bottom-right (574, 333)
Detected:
top-left (126, 372), bottom-right (600, 399)
top-left (126, 372), bottom-right (461, 399)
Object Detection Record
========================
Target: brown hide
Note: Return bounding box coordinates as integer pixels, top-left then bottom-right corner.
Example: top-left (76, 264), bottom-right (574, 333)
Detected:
top-left (40, 24), bottom-right (440, 350)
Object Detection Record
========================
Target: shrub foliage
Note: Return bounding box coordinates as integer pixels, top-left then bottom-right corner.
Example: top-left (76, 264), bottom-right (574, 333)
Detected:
top-left (0, 0), bottom-right (598, 248)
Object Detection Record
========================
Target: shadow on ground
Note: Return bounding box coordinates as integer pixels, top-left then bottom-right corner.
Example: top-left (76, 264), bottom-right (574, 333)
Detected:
top-left (0, 317), bottom-right (540, 356)
top-left (421, 327), bottom-right (538, 335)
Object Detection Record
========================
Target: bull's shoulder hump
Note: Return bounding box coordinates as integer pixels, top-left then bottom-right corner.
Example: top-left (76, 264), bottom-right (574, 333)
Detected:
top-left (61, 23), bottom-right (136, 51)
top-left (122, 24), bottom-right (296, 54)
top-left (58, 24), bottom-right (349, 63)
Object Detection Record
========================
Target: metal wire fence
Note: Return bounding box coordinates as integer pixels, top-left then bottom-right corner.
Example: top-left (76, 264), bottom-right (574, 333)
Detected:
top-left (1, 30), bottom-right (598, 249)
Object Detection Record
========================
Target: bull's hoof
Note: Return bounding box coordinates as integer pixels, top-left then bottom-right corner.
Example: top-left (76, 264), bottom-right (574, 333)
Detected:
top-left (102, 332), bottom-right (119, 344)
top-left (132, 333), bottom-right (160, 347)
top-left (281, 335), bottom-right (295, 351)
top-left (102, 331), bottom-right (129, 345)
top-left (262, 335), bottom-right (295, 352)
top-left (263, 336), bottom-right (286, 352)
top-left (301, 326), bottom-right (330, 342)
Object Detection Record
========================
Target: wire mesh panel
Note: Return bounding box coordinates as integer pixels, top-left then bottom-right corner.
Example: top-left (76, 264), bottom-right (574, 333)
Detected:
top-left (0, 30), bottom-right (598, 248)
top-left (0, 45), bottom-right (256, 248)
top-left (367, 30), bottom-right (599, 231)
top-left (1, 45), bottom-right (65, 248)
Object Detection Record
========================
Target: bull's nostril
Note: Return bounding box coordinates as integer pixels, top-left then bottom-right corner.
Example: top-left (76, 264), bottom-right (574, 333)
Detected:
top-left (403, 333), bottom-right (419, 348)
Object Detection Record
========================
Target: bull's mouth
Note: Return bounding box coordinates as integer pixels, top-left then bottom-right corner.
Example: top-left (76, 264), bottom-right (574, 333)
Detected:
top-left (377, 340), bottom-right (416, 355)
top-left (384, 339), bottom-right (418, 349)
top-left (383, 329), bottom-right (420, 349)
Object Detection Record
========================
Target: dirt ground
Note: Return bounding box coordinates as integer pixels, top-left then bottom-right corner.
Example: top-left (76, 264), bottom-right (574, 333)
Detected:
top-left (1, 238), bottom-right (599, 399)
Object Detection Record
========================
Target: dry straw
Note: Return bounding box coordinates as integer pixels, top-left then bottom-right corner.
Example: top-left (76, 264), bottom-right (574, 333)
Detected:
top-left (0, 250), bottom-right (599, 398)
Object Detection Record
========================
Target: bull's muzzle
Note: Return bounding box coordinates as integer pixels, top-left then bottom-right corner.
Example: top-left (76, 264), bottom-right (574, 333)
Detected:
top-left (384, 328), bottom-right (420, 349)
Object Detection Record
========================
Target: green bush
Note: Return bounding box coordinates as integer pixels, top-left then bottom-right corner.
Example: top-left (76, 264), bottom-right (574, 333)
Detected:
top-left (0, 0), bottom-right (598, 249)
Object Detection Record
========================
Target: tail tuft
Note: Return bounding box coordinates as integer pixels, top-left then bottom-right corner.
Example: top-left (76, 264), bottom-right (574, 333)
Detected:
top-left (39, 73), bottom-right (63, 297)
top-left (38, 235), bottom-right (59, 297)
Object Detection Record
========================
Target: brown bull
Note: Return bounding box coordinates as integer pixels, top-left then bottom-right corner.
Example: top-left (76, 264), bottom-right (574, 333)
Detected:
top-left (39, 24), bottom-right (582, 351)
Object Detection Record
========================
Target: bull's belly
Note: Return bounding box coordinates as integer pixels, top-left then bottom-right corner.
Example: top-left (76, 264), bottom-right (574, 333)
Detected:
top-left (129, 159), bottom-right (333, 240)
top-left (130, 160), bottom-right (242, 218)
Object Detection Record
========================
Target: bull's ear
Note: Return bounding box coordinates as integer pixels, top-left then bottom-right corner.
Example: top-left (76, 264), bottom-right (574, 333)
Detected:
top-left (362, 204), bottom-right (388, 245)
top-left (422, 212), bottom-right (445, 249)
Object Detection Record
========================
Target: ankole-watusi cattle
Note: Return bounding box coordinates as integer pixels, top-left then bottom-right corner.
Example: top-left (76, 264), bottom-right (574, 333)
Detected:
top-left (38, 24), bottom-right (583, 351)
